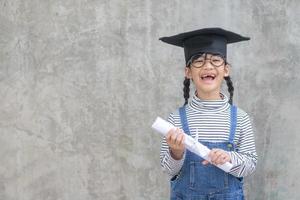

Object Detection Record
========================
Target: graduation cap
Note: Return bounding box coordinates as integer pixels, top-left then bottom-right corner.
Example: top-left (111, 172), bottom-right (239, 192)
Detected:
top-left (159, 27), bottom-right (250, 64)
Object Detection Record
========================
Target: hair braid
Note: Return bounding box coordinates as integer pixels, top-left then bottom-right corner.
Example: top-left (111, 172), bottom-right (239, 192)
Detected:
top-left (183, 77), bottom-right (190, 106)
top-left (224, 76), bottom-right (234, 105)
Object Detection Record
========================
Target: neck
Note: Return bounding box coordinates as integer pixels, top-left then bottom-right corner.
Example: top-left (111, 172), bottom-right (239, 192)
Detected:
top-left (196, 90), bottom-right (222, 101)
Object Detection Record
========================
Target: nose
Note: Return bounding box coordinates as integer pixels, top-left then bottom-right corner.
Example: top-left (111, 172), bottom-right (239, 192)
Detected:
top-left (202, 59), bottom-right (214, 70)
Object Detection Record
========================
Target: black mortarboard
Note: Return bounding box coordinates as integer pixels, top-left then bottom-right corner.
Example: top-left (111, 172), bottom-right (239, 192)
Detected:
top-left (159, 27), bottom-right (250, 64)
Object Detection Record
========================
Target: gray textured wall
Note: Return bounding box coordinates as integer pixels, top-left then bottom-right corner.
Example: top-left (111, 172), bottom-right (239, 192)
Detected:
top-left (1, 0), bottom-right (300, 200)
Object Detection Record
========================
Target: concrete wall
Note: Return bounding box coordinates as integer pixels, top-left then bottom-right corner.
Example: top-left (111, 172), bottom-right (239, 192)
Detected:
top-left (1, 0), bottom-right (299, 199)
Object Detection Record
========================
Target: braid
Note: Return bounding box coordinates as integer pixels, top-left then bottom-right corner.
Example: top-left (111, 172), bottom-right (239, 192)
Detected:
top-left (224, 76), bottom-right (234, 105)
top-left (183, 77), bottom-right (190, 106)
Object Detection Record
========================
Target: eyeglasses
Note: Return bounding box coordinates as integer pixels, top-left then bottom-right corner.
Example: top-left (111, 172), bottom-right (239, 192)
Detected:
top-left (188, 53), bottom-right (226, 68)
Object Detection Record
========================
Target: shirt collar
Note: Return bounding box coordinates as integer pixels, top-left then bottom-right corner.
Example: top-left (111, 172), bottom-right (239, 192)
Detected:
top-left (188, 92), bottom-right (230, 113)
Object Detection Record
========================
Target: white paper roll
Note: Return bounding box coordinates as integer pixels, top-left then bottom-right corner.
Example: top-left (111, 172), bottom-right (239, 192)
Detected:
top-left (151, 117), bottom-right (233, 173)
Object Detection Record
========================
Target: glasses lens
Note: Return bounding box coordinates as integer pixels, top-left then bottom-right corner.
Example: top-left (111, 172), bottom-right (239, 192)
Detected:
top-left (191, 55), bottom-right (205, 68)
top-left (211, 55), bottom-right (224, 67)
top-left (190, 54), bottom-right (225, 68)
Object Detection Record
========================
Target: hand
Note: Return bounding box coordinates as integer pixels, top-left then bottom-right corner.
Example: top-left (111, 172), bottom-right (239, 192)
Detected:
top-left (202, 148), bottom-right (231, 166)
top-left (166, 128), bottom-right (185, 160)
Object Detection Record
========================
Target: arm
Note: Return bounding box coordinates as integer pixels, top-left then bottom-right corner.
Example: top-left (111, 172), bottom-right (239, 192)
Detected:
top-left (159, 114), bottom-right (186, 177)
top-left (228, 112), bottom-right (258, 177)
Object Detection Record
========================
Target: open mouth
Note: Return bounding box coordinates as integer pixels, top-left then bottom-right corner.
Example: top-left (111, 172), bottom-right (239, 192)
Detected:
top-left (201, 74), bottom-right (216, 81)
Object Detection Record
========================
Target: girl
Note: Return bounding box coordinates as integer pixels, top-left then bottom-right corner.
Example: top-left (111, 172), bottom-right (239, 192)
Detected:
top-left (159, 28), bottom-right (257, 200)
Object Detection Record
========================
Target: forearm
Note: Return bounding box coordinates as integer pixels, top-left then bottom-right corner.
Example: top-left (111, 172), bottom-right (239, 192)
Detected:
top-left (160, 139), bottom-right (185, 177)
top-left (228, 111), bottom-right (257, 177)
top-left (228, 151), bottom-right (257, 177)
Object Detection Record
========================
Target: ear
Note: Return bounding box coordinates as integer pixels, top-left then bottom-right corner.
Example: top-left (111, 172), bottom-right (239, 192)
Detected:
top-left (223, 63), bottom-right (230, 78)
top-left (185, 67), bottom-right (192, 79)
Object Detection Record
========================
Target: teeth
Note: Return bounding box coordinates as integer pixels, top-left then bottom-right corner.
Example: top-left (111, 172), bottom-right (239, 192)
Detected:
top-left (201, 74), bottom-right (215, 78)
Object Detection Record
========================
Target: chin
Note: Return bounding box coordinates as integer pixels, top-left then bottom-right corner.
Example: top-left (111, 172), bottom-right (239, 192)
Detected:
top-left (196, 86), bottom-right (220, 95)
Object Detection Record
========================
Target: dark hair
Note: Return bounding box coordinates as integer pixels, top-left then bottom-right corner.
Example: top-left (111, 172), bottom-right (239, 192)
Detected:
top-left (224, 76), bottom-right (234, 105)
top-left (183, 77), bottom-right (190, 106)
top-left (182, 56), bottom-right (234, 106)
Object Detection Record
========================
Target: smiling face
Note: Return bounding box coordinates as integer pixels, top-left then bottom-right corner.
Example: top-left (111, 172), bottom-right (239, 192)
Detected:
top-left (185, 53), bottom-right (229, 100)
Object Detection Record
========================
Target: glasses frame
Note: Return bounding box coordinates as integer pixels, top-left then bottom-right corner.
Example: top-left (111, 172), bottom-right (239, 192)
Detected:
top-left (188, 53), bottom-right (227, 68)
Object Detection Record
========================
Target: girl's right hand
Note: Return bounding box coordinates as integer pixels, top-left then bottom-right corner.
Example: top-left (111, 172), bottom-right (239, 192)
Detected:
top-left (166, 128), bottom-right (185, 160)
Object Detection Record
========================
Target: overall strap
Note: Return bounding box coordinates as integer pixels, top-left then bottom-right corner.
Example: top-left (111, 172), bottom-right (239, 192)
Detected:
top-left (228, 105), bottom-right (237, 144)
top-left (179, 106), bottom-right (191, 135)
top-left (229, 105), bottom-right (244, 182)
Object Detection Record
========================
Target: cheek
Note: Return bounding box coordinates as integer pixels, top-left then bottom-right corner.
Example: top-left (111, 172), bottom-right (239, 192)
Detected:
top-left (191, 73), bottom-right (202, 82)
top-left (218, 68), bottom-right (228, 77)
top-left (190, 68), bottom-right (202, 77)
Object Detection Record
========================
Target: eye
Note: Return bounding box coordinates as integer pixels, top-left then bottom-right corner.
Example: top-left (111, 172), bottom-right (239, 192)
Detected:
top-left (193, 60), bottom-right (205, 66)
top-left (211, 55), bottom-right (225, 66)
top-left (194, 59), bottom-right (204, 63)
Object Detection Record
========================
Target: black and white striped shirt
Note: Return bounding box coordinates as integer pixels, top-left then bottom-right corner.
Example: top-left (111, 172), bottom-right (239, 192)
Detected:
top-left (160, 93), bottom-right (257, 178)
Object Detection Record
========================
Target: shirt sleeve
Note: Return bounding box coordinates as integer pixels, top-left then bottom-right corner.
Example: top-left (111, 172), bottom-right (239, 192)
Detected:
top-left (228, 112), bottom-right (258, 177)
top-left (159, 113), bottom-right (185, 177)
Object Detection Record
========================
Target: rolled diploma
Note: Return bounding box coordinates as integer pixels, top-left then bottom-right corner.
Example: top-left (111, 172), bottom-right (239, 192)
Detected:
top-left (152, 117), bottom-right (233, 173)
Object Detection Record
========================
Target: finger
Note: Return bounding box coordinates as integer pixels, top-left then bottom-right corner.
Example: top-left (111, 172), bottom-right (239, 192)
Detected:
top-left (202, 160), bottom-right (209, 165)
top-left (171, 130), bottom-right (179, 144)
top-left (166, 134), bottom-right (173, 145)
top-left (212, 149), bottom-right (225, 163)
top-left (220, 154), bottom-right (230, 164)
top-left (180, 133), bottom-right (185, 146)
top-left (166, 128), bottom-right (175, 141)
top-left (176, 133), bottom-right (184, 146)
top-left (173, 129), bottom-right (181, 145)
top-left (224, 154), bottom-right (231, 163)
top-left (209, 149), bottom-right (220, 163)
top-left (178, 129), bottom-right (185, 141)
top-left (214, 150), bottom-right (224, 161)
top-left (166, 136), bottom-right (172, 146)
top-left (215, 154), bottom-right (226, 165)
top-left (166, 129), bottom-right (178, 147)
top-left (215, 152), bottom-right (230, 165)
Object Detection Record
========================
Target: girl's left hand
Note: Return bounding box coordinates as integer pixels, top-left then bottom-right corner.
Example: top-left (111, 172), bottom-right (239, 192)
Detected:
top-left (202, 148), bottom-right (231, 165)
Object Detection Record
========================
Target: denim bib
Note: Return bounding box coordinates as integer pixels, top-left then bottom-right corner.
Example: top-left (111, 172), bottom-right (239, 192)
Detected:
top-left (170, 105), bottom-right (244, 200)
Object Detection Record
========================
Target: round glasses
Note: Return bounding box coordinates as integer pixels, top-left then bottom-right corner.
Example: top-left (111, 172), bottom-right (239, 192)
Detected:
top-left (188, 54), bottom-right (226, 68)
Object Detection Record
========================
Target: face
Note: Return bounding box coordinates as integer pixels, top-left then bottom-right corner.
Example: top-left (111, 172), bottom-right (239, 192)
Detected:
top-left (185, 53), bottom-right (229, 98)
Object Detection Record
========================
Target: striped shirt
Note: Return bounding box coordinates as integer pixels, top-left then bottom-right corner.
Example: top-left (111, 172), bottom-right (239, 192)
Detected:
top-left (160, 93), bottom-right (257, 178)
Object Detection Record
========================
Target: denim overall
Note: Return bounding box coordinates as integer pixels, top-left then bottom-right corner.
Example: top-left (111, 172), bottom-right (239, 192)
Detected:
top-left (170, 105), bottom-right (244, 200)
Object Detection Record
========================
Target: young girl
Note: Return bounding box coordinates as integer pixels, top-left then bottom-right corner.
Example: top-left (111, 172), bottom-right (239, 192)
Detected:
top-left (159, 28), bottom-right (257, 200)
